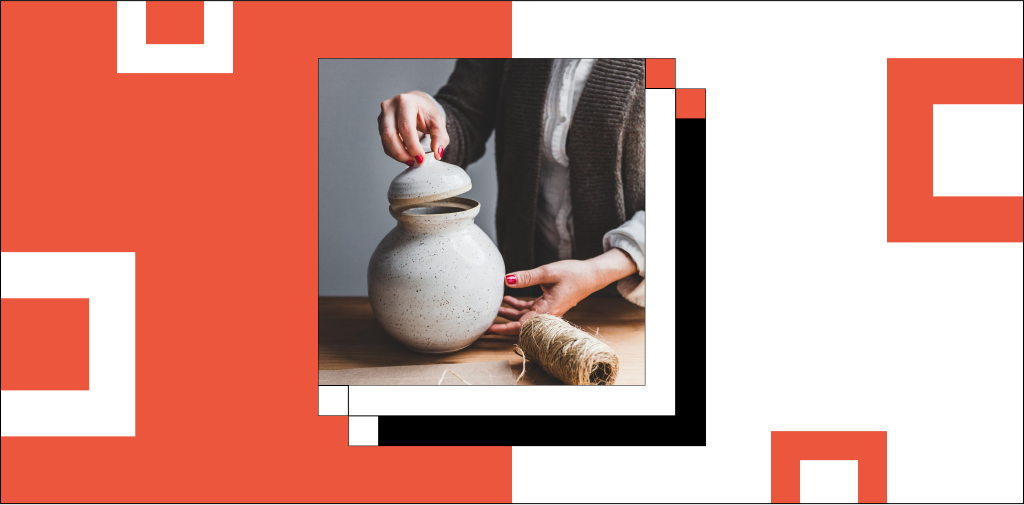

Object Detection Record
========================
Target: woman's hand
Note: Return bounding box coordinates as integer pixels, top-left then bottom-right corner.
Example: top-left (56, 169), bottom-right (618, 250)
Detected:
top-left (488, 248), bottom-right (639, 336)
top-left (377, 91), bottom-right (450, 167)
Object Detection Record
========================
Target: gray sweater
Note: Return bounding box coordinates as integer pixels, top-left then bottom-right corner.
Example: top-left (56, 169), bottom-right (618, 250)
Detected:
top-left (435, 59), bottom-right (646, 285)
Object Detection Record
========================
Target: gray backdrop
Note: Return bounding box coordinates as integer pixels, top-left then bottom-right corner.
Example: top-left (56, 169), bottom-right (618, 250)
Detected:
top-left (319, 59), bottom-right (499, 296)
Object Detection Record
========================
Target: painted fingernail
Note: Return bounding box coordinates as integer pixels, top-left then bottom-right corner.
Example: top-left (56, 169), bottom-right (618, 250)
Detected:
top-left (505, 274), bottom-right (517, 285)
top-left (415, 155), bottom-right (424, 164)
top-left (405, 160), bottom-right (414, 167)
top-left (438, 147), bottom-right (444, 158)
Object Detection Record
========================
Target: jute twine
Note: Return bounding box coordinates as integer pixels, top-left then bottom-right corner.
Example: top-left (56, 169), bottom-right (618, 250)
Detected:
top-left (438, 369), bottom-right (471, 385)
top-left (516, 314), bottom-right (620, 385)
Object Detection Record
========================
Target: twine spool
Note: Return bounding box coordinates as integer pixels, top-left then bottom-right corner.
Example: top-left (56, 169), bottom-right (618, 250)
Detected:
top-left (518, 314), bottom-right (620, 385)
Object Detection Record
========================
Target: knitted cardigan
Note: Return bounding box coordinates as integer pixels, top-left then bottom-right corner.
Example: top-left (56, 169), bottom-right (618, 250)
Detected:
top-left (434, 59), bottom-right (646, 293)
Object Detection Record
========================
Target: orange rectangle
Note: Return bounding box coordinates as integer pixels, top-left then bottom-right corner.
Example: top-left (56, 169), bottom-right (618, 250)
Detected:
top-left (676, 88), bottom-right (706, 119)
top-left (645, 58), bottom-right (675, 88)
top-left (771, 431), bottom-right (887, 503)
top-left (146, 1), bottom-right (204, 44)
top-left (887, 58), bottom-right (1023, 242)
top-left (2, 1), bottom-right (515, 502)
top-left (1, 298), bottom-right (89, 390)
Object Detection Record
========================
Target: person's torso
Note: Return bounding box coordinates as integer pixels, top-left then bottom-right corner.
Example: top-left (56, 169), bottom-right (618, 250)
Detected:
top-left (490, 58), bottom-right (645, 284)
top-left (535, 58), bottom-right (596, 263)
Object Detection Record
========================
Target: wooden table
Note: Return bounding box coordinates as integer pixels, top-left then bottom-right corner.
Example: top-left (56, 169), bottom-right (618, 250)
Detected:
top-left (319, 296), bottom-right (645, 385)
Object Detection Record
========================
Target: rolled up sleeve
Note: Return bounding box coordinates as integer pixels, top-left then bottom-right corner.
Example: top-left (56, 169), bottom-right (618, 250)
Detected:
top-left (602, 210), bottom-right (645, 307)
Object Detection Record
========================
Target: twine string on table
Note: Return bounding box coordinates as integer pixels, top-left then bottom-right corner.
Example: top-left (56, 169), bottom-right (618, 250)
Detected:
top-left (516, 314), bottom-right (620, 385)
top-left (437, 369), bottom-right (472, 385)
top-left (512, 345), bottom-right (528, 385)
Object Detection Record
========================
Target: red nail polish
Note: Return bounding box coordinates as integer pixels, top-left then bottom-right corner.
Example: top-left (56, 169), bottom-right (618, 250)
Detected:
top-left (438, 147), bottom-right (444, 158)
top-left (415, 155), bottom-right (424, 164)
top-left (505, 274), bottom-right (517, 285)
top-left (405, 160), bottom-right (414, 167)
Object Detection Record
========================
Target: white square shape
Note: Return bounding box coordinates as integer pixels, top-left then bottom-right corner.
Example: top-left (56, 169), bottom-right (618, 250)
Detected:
top-left (933, 104), bottom-right (1024, 197)
top-left (800, 460), bottom-right (858, 503)
top-left (348, 416), bottom-right (379, 446)
top-left (117, 1), bottom-right (233, 74)
top-left (318, 386), bottom-right (349, 416)
top-left (1, 252), bottom-right (135, 437)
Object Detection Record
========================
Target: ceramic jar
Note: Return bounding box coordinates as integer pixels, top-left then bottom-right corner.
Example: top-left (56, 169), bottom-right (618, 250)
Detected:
top-left (367, 155), bottom-right (505, 353)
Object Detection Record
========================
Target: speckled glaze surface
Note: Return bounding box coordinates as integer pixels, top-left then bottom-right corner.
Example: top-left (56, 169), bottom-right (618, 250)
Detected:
top-left (386, 158), bottom-right (472, 205)
top-left (368, 197), bottom-right (505, 353)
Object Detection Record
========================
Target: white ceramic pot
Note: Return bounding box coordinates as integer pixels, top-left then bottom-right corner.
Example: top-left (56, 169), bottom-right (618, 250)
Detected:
top-left (367, 156), bottom-right (505, 353)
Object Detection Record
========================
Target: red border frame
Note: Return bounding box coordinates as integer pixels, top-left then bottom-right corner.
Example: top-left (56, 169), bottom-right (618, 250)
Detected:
top-left (887, 58), bottom-right (1023, 242)
top-left (771, 431), bottom-right (887, 503)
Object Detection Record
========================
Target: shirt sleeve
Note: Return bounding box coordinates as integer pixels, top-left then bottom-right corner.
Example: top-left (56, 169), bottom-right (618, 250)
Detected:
top-left (432, 59), bottom-right (505, 168)
top-left (602, 210), bottom-right (645, 307)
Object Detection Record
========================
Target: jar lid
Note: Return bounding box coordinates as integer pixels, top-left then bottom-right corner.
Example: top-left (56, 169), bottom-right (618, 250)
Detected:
top-left (387, 153), bottom-right (472, 206)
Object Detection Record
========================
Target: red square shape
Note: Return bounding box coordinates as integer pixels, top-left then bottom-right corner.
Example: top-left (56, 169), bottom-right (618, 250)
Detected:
top-left (645, 58), bottom-right (675, 89)
top-left (887, 58), bottom-right (1023, 242)
top-left (771, 431), bottom-right (887, 503)
top-left (146, 1), bottom-right (204, 44)
top-left (676, 88), bottom-right (705, 118)
top-left (1, 298), bottom-right (89, 390)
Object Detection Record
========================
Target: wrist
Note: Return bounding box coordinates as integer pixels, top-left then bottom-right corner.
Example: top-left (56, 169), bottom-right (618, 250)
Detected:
top-left (585, 248), bottom-right (639, 291)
